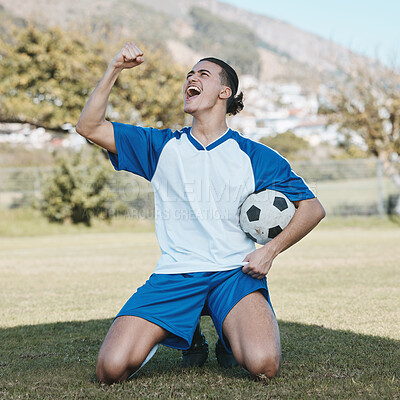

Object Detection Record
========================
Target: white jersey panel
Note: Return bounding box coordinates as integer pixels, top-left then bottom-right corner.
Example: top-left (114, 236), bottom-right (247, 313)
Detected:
top-left (151, 135), bottom-right (256, 274)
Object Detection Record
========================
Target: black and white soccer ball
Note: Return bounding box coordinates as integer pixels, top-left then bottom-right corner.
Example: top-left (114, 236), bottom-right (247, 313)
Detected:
top-left (239, 189), bottom-right (295, 244)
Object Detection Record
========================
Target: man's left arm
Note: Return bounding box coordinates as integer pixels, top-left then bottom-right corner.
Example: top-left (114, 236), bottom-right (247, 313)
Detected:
top-left (242, 197), bottom-right (326, 279)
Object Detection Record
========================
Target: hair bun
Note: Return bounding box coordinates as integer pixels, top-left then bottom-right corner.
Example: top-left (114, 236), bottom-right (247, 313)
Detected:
top-left (227, 92), bottom-right (244, 116)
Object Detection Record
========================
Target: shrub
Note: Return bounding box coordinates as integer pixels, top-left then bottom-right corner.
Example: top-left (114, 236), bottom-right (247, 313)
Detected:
top-left (260, 131), bottom-right (309, 160)
top-left (40, 147), bottom-right (116, 225)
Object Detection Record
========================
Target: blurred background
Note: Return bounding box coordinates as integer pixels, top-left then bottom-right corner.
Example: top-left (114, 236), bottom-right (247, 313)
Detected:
top-left (1, 0), bottom-right (399, 225)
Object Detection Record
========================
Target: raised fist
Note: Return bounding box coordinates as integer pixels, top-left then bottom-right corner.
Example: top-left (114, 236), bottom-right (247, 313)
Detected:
top-left (112, 42), bottom-right (144, 70)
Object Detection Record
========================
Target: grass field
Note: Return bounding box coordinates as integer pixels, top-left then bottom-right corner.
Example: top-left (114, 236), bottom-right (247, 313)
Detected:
top-left (0, 211), bottom-right (399, 399)
top-left (308, 177), bottom-right (398, 215)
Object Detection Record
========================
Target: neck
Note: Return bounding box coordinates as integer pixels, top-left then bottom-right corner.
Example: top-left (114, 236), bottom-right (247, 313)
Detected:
top-left (191, 116), bottom-right (228, 147)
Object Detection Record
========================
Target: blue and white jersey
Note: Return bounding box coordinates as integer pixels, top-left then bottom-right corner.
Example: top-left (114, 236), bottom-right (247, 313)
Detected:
top-left (109, 123), bottom-right (315, 274)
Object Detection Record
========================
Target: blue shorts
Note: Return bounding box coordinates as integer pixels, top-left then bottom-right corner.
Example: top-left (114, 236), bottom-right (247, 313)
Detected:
top-left (116, 267), bottom-right (272, 352)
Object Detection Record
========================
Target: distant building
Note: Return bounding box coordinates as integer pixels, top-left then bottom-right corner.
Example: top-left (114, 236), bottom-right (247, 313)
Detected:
top-left (0, 123), bottom-right (86, 151)
top-left (229, 77), bottom-right (339, 144)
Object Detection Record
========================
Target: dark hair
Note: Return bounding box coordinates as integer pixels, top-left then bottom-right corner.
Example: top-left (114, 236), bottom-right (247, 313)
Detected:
top-left (199, 57), bottom-right (244, 115)
top-left (228, 91), bottom-right (244, 115)
top-left (222, 76), bottom-right (244, 115)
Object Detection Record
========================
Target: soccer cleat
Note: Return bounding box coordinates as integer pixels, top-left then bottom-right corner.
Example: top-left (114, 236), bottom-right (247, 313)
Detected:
top-left (215, 338), bottom-right (238, 368)
top-left (182, 323), bottom-right (209, 367)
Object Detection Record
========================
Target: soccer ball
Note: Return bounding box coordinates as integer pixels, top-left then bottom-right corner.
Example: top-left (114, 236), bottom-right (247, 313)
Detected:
top-left (239, 189), bottom-right (295, 245)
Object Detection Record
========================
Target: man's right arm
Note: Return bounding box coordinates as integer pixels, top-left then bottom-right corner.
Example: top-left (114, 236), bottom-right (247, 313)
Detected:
top-left (75, 42), bottom-right (144, 154)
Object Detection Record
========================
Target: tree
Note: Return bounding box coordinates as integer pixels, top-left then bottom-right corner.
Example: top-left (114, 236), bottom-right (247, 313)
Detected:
top-left (260, 131), bottom-right (310, 160)
top-left (0, 24), bottom-right (186, 130)
top-left (320, 62), bottom-right (400, 214)
top-left (110, 46), bottom-right (186, 129)
top-left (40, 148), bottom-right (116, 225)
top-left (0, 25), bottom-right (107, 129)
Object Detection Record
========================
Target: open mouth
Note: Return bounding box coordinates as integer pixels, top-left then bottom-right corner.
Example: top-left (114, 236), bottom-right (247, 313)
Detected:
top-left (186, 85), bottom-right (201, 100)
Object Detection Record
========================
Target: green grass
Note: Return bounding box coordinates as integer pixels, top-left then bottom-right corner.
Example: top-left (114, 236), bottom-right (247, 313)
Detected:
top-left (1, 320), bottom-right (398, 399)
top-left (0, 208), bottom-right (155, 237)
top-left (311, 177), bottom-right (398, 215)
top-left (0, 213), bottom-right (399, 398)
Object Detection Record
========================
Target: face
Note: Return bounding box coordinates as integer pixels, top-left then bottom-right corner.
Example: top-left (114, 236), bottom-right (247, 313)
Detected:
top-left (183, 61), bottom-right (231, 116)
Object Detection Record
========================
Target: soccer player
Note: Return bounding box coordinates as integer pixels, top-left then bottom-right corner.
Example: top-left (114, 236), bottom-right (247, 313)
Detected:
top-left (76, 42), bottom-right (325, 384)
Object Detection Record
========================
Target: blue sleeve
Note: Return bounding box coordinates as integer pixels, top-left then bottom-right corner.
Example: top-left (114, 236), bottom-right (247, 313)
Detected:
top-left (241, 139), bottom-right (315, 201)
top-left (108, 122), bottom-right (174, 181)
top-left (254, 146), bottom-right (314, 201)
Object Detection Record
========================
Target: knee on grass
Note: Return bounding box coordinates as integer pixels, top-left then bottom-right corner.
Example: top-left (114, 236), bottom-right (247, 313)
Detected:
top-left (243, 352), bottom-right (281, 379)
top-left (96, 353), bottom-right (141, 385)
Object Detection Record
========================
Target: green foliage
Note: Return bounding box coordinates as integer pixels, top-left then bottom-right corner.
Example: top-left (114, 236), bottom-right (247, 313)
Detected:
top-left (0, 24), bottom-right (186, 130)
top-left (0, 25), bottom-right (107, 130)
top-left (319, 63), bottom-right (400, 189)
top-left (336, 143), bottom-right (369, 159)
top-left (110, 47), bottom-right (185, 129)
top-left (260, 130), bottom-right (310, 159)
top-left (40, 148), bottom-right (116, 225)
top-left (187, 7), bottom-right (261, 77)
top-left (320, 67), bottom-right (400, 158)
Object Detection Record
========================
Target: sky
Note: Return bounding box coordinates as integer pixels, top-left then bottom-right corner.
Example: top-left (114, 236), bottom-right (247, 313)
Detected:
top-left (222, 0), bottom-right (399, 67)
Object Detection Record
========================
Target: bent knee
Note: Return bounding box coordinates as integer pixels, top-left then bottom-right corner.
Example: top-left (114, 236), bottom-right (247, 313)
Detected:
top-left (245, 352), bottom-right (281, 379)
top-left (96, 355), bottom-right (122, 384)
top-left (96, 353), bottom-right (138, 385)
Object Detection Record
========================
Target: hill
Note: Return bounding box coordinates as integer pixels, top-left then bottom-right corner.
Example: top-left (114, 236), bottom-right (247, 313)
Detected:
top-left (0, 0), bottom-right (367, 83)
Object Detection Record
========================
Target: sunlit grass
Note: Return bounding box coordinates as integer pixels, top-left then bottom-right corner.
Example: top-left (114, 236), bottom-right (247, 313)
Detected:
top-left (0, 212), bottom-right (399, 398)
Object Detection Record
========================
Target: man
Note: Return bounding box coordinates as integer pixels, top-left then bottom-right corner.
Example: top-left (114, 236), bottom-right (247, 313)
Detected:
top-left (76, 42), bottom-right (325, 384)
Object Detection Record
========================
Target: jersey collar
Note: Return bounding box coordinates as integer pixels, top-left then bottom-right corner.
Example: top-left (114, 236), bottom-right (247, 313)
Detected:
top-left (187, 127), bottom-right (232, 151)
